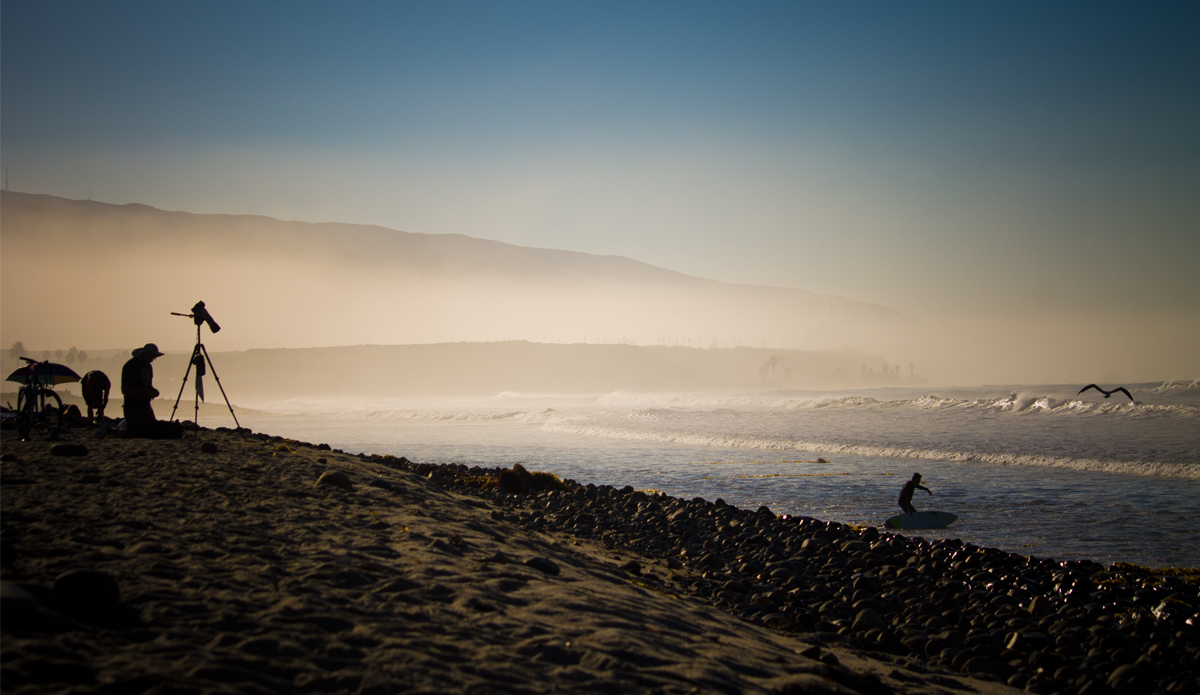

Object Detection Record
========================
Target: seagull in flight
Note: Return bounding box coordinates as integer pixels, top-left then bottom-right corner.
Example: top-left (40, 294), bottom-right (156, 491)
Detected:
top-left (1077, 384), bottom-right (1135, 401)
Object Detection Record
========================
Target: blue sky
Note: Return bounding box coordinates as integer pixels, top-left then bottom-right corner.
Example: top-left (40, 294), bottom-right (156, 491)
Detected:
top-left (4, 1), bottom-right (1198, 326)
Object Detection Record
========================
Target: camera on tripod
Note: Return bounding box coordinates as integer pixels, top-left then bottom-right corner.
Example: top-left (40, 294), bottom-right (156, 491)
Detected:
top-left (169, 300), bottom-right (239, 430)
top-left (172, 301), bottom-right (220, 333)
top-left (189, 301), bottom-right (220, 334)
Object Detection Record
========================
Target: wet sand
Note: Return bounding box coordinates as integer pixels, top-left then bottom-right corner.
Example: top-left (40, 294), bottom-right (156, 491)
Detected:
top-left (1, 424), bottom-right (1195, 695)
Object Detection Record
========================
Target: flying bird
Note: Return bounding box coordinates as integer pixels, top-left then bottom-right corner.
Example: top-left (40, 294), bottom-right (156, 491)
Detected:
top-left (1077, 384), bottom-right (1135, 401)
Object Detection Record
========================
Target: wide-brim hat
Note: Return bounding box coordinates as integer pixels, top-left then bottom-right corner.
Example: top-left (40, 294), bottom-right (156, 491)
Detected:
top-left (133, 343), bottom-right (165, 358)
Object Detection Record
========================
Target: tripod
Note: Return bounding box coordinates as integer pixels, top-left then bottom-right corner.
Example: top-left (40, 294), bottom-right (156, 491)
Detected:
top-left (170, 321), bottom-right (240, 430)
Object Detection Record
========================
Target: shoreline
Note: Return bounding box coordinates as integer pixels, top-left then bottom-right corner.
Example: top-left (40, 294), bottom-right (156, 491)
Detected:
top-left (2, 424), bottom-right (1197, 694)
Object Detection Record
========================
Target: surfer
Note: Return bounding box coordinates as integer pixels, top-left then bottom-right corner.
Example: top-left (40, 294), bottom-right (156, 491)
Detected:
top-left (898, 473), bottom-right (932, 516)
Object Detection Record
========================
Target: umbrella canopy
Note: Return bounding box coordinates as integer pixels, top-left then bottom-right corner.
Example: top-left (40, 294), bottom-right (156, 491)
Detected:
top-left (6, 362), bottom-right (81, 386)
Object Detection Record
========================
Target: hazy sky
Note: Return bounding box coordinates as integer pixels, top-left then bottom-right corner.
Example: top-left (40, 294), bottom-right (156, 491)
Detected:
top-left (3, 1), bottom-right (1198, 327)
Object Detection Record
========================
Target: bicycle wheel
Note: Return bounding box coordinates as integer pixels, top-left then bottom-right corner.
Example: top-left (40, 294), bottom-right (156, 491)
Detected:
top-left (41, 389), bottom-right (64, 416)
top-left (42, 389), bottom-right (65, 432)
top-left (16, 385), bottom-right (31, 415)
top-left (18, 387), bottom-right (63, 416)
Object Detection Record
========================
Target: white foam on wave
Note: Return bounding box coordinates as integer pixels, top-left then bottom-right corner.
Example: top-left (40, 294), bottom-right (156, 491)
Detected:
top-left (541, 420), bottom-right (1200, 479)
top-left (595, 390), bottom-right (1199, 420)
top-left (247, 383), bottom-right (1198, 480)
top-left (1146, 379), bottom-right (1200, 393)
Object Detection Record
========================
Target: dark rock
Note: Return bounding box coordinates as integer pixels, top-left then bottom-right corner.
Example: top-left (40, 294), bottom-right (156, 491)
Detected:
top-left (963, 655), bottom-right (1013, 679)
top-left (1109, 647), bottom-right (1139, 665)
top-left (620, 560), bottom-right (642, 575)
top-left (50, 443), bottom-right (88, 457)
top-left (498, 470), bottom-right (522, 494)
top-left (316, 470), bottom-right (352, 489)
top-left (200, 442), bottom-right (218, 454)
top-left (1107, 663), bottom-right (1149, 693)
top-left (1007, 630), bottom-right (1050, 651)
top-left (1077, 679), bottom-right (1116, 695)
top-left (799, 646), bottom-right (822, 660)
top-left (1027, 594), bottom-right (1055, 615)
top-left (852, 608), bottom-right (886, 632)
top-left (525, 557), bottom-right (560, 576)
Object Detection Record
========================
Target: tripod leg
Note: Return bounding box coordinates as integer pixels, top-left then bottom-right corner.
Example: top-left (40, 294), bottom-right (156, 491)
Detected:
top-left (198, 344), bottom-right (242, 430)
top-left (170, 345), bottom-right (200, 422)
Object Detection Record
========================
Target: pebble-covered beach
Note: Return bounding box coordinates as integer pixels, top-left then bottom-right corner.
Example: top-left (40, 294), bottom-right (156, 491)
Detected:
top-left (2, 425), bottom-right (1196, 695)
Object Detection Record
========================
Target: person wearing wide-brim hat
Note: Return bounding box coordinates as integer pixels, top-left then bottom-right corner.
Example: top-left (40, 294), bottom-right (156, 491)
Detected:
top-left (898, 472), bottom-right (932, 516)
top-left (121, 343), bottom-right (164, 438)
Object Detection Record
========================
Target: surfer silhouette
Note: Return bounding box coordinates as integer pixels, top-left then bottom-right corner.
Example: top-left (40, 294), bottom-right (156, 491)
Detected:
top-left (1077, 384), bottom-right (1135, 402)
top-left (898, 473), bottom-right (932, 516)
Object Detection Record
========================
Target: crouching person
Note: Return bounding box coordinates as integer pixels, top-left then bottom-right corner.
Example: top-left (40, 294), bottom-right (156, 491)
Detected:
top-left (121, 343), bottom-right (181, 439)
top-left (81, 370), bottom-right (111, 423)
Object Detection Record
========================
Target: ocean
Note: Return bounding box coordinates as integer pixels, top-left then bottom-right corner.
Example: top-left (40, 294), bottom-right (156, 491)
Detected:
top-left (233, 382), bottom-right (1200, 570)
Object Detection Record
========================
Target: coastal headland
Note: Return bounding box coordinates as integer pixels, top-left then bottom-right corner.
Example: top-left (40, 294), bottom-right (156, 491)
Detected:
top-left (2, 425), bottom-right (1196, 695)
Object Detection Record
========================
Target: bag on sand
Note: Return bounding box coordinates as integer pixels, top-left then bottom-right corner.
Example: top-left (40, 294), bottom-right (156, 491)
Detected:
top-left (123, 420), bottom-right (184, 440)
top-left (154, 421), bottom-right (184, 440)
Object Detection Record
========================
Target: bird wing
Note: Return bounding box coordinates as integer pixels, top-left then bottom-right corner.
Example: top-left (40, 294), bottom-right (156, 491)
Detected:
top-left (1078, 384), bottom-right (1100, 396)
top-left (1114, 387), bottom-right (1134, 401)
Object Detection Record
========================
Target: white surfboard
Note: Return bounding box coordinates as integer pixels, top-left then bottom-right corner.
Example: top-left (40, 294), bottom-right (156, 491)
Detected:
top-left (884, 510), bottom-right (959, 530)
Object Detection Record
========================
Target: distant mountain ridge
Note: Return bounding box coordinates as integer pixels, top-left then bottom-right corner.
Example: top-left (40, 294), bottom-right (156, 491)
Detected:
top-left (0, 191), bottom-right (920, 359)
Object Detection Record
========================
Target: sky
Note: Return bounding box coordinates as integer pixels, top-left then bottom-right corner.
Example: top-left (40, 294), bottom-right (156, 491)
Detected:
top-left (3, 1), bottom-right (1199, 379)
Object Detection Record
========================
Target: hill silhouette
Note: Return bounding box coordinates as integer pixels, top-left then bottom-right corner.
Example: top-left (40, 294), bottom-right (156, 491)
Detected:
top-left (1, 192), bottom-right (920, 362)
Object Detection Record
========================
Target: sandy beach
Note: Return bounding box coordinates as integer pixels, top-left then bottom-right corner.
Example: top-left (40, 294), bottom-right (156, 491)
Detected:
top-left (2, 423), bottom-right (1196, 695)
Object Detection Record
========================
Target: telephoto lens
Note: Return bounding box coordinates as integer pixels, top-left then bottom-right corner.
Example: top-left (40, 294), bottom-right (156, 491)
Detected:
top-left (192, 301), bottom-right (221, 333)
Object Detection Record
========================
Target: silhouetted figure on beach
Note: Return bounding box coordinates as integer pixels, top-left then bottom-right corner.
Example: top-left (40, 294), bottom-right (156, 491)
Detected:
top-left (1077, 384), bottom-right (1134, 402)
top-left (121, 343), bottom-right (163, 438)
top-left (81, 370), bottom-right (110, 423)
top-left (898, 472), bottom-right (932, 516)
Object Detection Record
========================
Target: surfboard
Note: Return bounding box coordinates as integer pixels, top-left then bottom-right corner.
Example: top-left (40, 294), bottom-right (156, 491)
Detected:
top-left (884, 511), bottom-right (959, 530)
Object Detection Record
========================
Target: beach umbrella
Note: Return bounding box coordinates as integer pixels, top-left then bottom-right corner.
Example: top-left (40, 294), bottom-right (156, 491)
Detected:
top-left (5, 362), bottom-right (82, 386)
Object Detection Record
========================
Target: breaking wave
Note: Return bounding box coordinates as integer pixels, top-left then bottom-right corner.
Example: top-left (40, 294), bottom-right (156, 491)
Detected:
top-left (541, 419), bottom-right (1200, 479)
top-left (554, 382), bottom-right (1200, 479)
top-left (595, 389), bottom-right (1200, 421)
top-left (247, 380), bottom-right (1198, 479)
